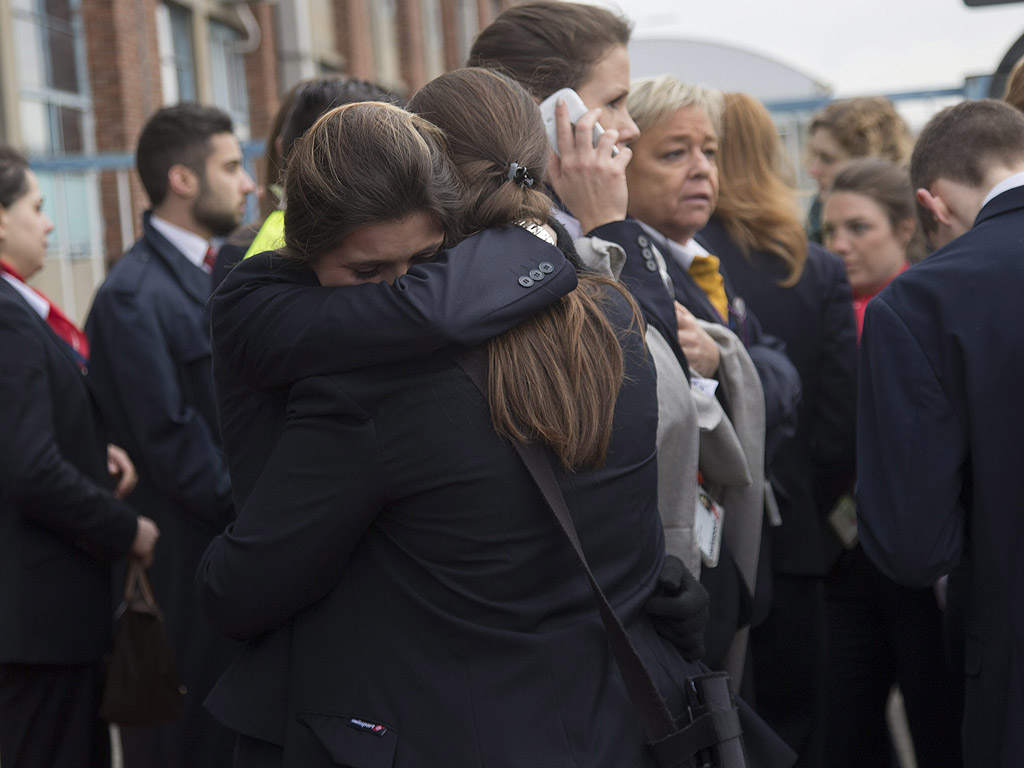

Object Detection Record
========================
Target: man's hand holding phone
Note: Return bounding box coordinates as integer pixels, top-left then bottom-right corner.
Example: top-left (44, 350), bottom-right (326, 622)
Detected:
top-left (542, 89), bottom-right (632, 235)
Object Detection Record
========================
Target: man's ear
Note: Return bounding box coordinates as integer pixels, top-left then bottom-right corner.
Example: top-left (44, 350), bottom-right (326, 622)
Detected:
top-left (0, 207), bottom-right (8, 242)
top-left (167, 164), bottom-right (199, 199)
top-left (916, 187), bottom-right (952, 227)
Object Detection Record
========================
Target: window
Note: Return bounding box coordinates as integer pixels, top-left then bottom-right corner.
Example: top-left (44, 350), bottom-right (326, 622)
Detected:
top-left (208, 18), bottom-right (250, 140)
top-left (157, 2), bottom-right (197, 104)
top-left (12, 0), bottom-right (92, 156)
top-left (12, 0), bottom-right (99, 271)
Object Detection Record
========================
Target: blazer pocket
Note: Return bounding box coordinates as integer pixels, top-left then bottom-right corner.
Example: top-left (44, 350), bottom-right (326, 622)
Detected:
top-left (297, 713), bottom-right (397, 768)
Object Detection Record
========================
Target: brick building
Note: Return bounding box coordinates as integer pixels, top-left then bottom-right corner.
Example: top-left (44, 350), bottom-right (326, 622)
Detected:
top-left (0, 0), bottom-right (513, 322)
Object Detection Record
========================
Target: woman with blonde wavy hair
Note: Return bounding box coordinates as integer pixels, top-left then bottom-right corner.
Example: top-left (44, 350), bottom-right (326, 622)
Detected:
top-left (699, 91), bottom-right (859, 767)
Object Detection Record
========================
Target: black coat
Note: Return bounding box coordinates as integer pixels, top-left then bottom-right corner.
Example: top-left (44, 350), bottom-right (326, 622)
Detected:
top-left (203, 226), bottom-right (579, 741)
top-left (857, 185), bottom-right (1024, 767)
top-left (0, 279), bottom-right (136, 665)
top-left (85, 212), bottom-right (238, 765)
top-left (199, 286), bottom-right (706, 766)
top-left (700, 216), bottom-right (857, 576)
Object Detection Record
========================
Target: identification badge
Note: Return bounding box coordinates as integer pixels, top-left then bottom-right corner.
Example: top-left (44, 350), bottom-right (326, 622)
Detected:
top-left (690, 375), bottom-right (719, 398)
top-left (695, 486), bottom-right (724, 568)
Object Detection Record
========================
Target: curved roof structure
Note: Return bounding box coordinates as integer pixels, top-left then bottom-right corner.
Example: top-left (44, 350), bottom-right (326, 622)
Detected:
top-left (628, 38), bottom-right (832, 102)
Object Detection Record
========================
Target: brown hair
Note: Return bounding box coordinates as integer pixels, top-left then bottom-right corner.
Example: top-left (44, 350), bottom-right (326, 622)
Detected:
top-left (715, 92), bottom-right (807, 286)
top-left (136, 103), bottom-right (234, 207)
top-left (827, 157), bottom-right (926, 263)
top-left (0, 145), bottom-right (30, 209)
top-left (282, 102), bottom-right (461, 265)
top-left (410, 68), bottom-right (643, 470)
top-left (810, 97), bottom-right (911, 164)
top-left (910, 99), bottom-right (1024, 192)
top-left (467, 1), bottom-right (632, 101)
top-left (1003, 56), bottom-right (1024, 115)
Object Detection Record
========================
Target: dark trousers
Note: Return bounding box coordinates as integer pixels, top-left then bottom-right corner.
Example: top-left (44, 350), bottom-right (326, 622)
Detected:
top-left (750, 573), bottom-right (826, 768)
top-left (0, 662), bottom-right (110, 768)
top-left (823, 546), bottom-right (962, 768)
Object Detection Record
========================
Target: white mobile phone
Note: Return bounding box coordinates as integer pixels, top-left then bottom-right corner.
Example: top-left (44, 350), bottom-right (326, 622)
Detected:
top-left (539, 87), bottom-right (610, 156)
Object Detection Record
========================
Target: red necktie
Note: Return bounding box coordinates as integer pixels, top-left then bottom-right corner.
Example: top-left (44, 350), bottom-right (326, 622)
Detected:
top-left (203, 245), bottom-right (217, 274)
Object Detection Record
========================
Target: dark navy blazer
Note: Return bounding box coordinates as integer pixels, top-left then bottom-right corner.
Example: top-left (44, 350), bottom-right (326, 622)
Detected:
top-left (200, 288), bottom-right (708, 766)
top-left (203, 227), bottom-right (578, 743)
top-left (857, 185), bottom-right (1024, 767)
top-left (0, 279), bottom-right (136, 665)
top-left (85, 212), bottom-right (239, 766)
top-left (701, 216), bottom-right (857, 576)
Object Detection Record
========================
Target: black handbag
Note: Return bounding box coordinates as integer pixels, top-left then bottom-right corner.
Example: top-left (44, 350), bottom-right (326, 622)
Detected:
top-left (457, 350), bottom-right (747, 768)
top-left (100, 558), bottom-right (184, 726)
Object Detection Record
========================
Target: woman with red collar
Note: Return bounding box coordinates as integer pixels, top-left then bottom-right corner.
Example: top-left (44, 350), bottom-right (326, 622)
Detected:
top-left (0, 145), bottom-right (158, 768)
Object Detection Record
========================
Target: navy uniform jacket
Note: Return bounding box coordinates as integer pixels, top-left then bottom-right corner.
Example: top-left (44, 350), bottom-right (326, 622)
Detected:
top-left (701, 217), bottom-right (857, 576)
top-left (199, 287), bottom-right (707, 767)
top-left (85, 211), bottom-right (237, 765)
top-left (857, 185), bottom-right (1024, 767)
top-left (0, 279), bottom-right (136, 665)
top-left (203, 227), bottom-right (577, 741)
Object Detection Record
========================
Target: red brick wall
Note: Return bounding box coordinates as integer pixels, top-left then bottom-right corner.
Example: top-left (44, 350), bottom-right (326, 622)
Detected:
top-left (244, 3), bottom-right (280, 142)
top-left (335, 0), bottom-right (375, 81)
top-left (396, 0), bottom-right (426, 95)
top-left (81, 0), bottom-right (162, 263)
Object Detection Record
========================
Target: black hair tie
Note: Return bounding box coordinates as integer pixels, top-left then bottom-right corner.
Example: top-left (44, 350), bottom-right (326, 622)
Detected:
top-left (507, 162), bottom-right (535, 188)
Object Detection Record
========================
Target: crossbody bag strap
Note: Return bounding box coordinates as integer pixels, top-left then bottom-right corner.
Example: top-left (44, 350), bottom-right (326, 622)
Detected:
top-left (456, 348), bottom-right (678, 742)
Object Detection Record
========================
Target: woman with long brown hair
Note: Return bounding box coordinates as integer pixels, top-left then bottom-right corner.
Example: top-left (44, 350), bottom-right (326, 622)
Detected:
top-left (198, 73), bottom-right (718, 766)
top-left (699, 92), bottom-right (858, 767)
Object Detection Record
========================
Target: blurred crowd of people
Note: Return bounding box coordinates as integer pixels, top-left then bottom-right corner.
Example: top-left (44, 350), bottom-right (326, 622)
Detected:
top-left (3, 2), bottom-right (1024, 767)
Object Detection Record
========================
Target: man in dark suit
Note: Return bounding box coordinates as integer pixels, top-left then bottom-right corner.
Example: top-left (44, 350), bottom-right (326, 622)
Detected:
top-left (0, 147), bottom-right (158, 767)
top-left (857, 99), bottom-right (1024, 768)
top-left (85, 103), bottom-right (254, 767)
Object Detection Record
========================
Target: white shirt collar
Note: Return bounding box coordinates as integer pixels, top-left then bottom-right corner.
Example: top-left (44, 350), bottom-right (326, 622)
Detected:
top-left (636, 221), bottom-right (709, 271)
top-left (980, 170), bottom-right (1024, 211)
top-left (2, 272), bottom-right (49, 319)
top-left (149, 215), bottom-right (211, 270)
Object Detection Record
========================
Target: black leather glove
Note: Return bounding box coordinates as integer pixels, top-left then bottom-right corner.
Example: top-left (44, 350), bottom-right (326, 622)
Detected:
top-left (645, 554), bottom-right (710, 662)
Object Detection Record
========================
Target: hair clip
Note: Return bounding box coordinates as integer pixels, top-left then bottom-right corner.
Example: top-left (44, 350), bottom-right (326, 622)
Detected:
top-left (507, 162), bottom-right (535, 188)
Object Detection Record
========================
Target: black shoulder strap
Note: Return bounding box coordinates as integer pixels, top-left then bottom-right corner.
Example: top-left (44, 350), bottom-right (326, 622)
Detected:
top-left (455, 348), bottom-right (678, 741)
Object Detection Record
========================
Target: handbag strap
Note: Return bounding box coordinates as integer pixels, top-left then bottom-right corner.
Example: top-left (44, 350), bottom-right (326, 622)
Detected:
top-left (124, 558), bottom-right (163, 620)
top-left (456, 349), bottom-right (678, 742)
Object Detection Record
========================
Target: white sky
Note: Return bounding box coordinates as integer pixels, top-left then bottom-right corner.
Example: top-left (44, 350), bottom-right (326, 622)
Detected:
top-left (605, 0), bottom-right (1024, 96)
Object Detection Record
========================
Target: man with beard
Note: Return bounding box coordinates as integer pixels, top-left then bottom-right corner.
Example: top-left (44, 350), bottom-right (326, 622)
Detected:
top-left (85, 103), bottom-right (253, 767)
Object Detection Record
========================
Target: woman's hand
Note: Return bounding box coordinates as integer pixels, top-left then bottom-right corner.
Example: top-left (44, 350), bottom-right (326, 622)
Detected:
top-left (546, 100), bottom-right (632, 235)
top-left (131, 516), bottom-right (159, 568)
top-left (675, 302), bottom-right (720, 378)
top-left (107, 443), bottom-right (138, 500)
